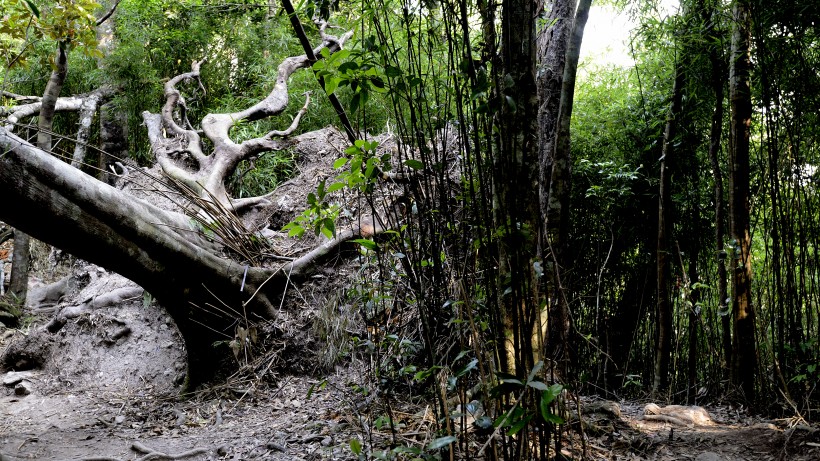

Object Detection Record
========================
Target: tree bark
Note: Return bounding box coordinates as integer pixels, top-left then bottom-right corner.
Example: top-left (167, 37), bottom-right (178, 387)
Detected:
top-left (496, 0), bottom-right (541, 379)
top-left (37, 42), bottom-right (69, 151)
top-left (544, 0), bottom-right (592, 377)
top-left (8, 231), bottom-right (30, 308)
top-left (538, 0), bottom-right (575, 240)
top-left (653, 69), bottom-right (684, 395)
top-left (728, 0), bottom-right (757, 404)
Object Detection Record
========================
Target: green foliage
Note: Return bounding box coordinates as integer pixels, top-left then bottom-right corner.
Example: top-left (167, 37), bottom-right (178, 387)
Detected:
top-left (228, 149), bottom-right (296, 198)
top-left (313, 44), bottom-right (388, 113)
top-left (576, 159), bottom-right (642, 200)
top-left (282, 179), bottom-right (340, 239)
top-left (487, 362), bottom-right (564, 442)
top-left (1, 0), bottom-right (102, 69)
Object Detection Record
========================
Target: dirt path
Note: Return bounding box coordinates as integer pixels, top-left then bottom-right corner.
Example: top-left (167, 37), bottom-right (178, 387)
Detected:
top-left (576, 398), bottom-right (820, 460)
top-left (0, 262), bottom-right (817, 460)
top-left (0, 367), bottom-right (372, 461)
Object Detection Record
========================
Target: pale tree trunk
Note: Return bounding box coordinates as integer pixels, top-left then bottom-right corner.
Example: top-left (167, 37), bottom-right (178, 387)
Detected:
top-left (537, 0), bottom-right (575, 225)
top-left (0, 127), bottom-right (377, 384)
top-left (728, 0), bottom-right (757, 404)
top-left (653, 70), bottom-right (684, 395)
top-left (8, 41), bottom-right (69, 309)
top-left (544, 0), bottom-right (592, 376)
top-left (37, 42), bottom-right (68, 150)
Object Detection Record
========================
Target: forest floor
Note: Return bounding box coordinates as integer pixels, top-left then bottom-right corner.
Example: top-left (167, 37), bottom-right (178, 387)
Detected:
top-left (2, 284), bottom-right (819, 461)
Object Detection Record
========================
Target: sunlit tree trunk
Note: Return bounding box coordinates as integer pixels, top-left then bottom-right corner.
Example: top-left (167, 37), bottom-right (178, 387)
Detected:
top-left (728, 0), bottom-right (757, 403)
top-left (544, 0), bottom-right (592, 377)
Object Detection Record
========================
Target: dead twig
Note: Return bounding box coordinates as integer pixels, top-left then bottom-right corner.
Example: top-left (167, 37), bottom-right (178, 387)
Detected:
top-left (131, 441), bottom-right (209, 461)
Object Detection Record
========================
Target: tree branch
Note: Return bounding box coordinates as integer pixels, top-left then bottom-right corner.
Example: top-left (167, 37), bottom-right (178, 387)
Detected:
top-left (96, 0), bottom-right (122, 26)
top-left (281, 0), bottom-right (357, 143)
top-left (239, 93), bottom-right (311, 157)
top-left (71, 85), bottom-right (117, 167)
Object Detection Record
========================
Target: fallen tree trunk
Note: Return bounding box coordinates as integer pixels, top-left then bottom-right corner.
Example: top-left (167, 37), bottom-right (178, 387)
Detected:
top-left (0, 128), bottom-right (376, 385)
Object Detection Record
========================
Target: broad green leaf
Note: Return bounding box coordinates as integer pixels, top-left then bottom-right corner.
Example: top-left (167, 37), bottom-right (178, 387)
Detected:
top-left (404, 159), bottom-right (424, 170)
top-left (324, 76), bottom-right (340, 95)
top-left (527, 380), bottom-right (548, 391)
top-left (352, 238), bottom-right (377, 251)
top-left (349, 438), bottom-right (362, 455)
top-left (507, 414), bottom-right (533, 436)
top-left (427, 435), bottom-right (457, 450)
top-left (326, 182), bottom-right (345, 193)
top-left (338, 61), bottom-right (359, 73)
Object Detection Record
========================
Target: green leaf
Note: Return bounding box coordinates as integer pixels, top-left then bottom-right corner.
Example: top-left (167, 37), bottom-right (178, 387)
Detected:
top-left (321, 218), bottom-right (336, 239)
top-left (527, 381), bottom-right (548, 391)
top-left (404, 159), bottom-right (424, 170)
top-left (22, 0), bottom-right (40, 18)
top-left (324, 76), bottom-right (340, 95)
top-left (338, 61), bottom-right (359, 73)
top-left (326, 181), bottom-right (346, 193)
top-left (364, 158), bottom-right (376, 179)
top-left (352, 238), bottom-right (377, 251)
top-left (544, 383), bottom-right (563, 404)
top-left (507, 414), bottom-right (533, 436)
top-left (427, 435), bottom-right (457, 450)
top-left (349, 438), bottom-right (362, 455)
top-left (333, 157), bottom-right (349, 169)
top-left (527, 360), bottom-right (544, 383)
top-left (317, 179), bottom-right (326, 199)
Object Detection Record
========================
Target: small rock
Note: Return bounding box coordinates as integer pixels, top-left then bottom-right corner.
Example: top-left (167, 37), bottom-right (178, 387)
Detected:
top-left (114, 415), bottom-right (126, 425)
top-left (321, 436), bottom-right (332, 446)
top-left (696, 452), bottom-right (723, 461)
top-left (266, 442), bottom-right (286, 452)
top-left (3, 371), bottom-right (33, 386)
top-left (14, 380), bottom-right (32, 396)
